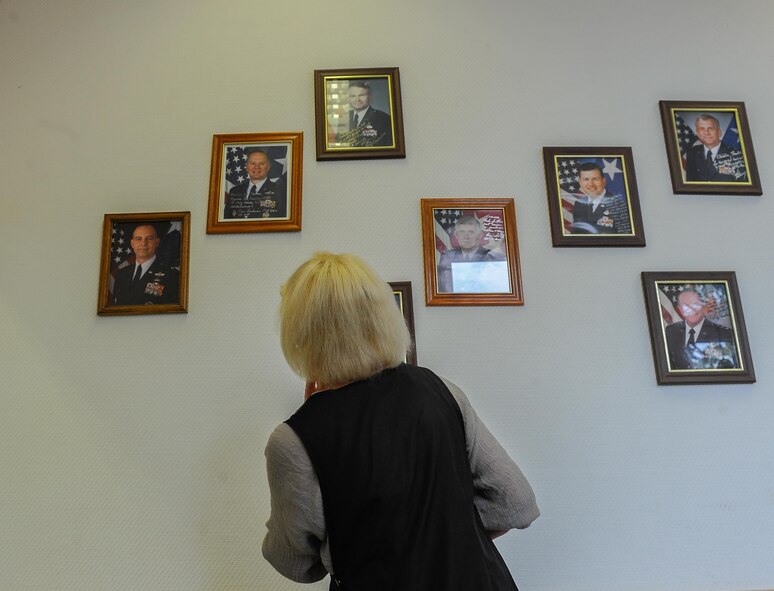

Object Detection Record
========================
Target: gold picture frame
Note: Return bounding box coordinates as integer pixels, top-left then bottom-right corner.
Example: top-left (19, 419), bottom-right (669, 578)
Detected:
top-left (206, 132), bottom-right (303, 233)
top-left (314, 68), bottom-right (406, 161)
top-left (421, 198), bottom-right (523, 306)
top-left (98, 211), bottom-right (190, 316)
top-left (659, 100), bottom-right (761, 195)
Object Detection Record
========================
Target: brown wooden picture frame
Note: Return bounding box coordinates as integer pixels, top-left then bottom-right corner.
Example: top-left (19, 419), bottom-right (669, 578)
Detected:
top-left (421, 198), bottom-right (523, 306)
top-left (98, 211), bottom-right (190, 316)
top-left (641, 271), bottom-right (755, 385)
top-left (206, 132), bottom-right (303, 233)
top-left (314, 67), bottom-right (406, 161)
top-left (542, 147), bottom-right (646, 247)
top-left (389, 281), bottom-right (417, 365)
top-left (659, 100), bottom-right (762, 195)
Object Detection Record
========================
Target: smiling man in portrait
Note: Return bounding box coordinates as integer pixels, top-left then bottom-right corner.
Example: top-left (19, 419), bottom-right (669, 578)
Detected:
top-left (338, 80), bottom-right (393, 148)
top-left (684, 114), bottom-right (747, 183)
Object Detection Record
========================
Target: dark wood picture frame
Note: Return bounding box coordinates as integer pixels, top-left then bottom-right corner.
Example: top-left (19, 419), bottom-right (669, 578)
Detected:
top-left (206, 132), bottom-right (303, 233)
top-left (641, 271), bottom-right (755, 385)
top-left (314, 67), bottom-right (405, 161)
top-left (421, 198), bottom-right (523, 306)
top-left (543, 147), bottom-right (646, 247)
top-left (98, 211), bottom-right (190, 316)
top-left (389, 281), bottom-right (417, 365)
top-left (659, 100), bottom-right (762, 195)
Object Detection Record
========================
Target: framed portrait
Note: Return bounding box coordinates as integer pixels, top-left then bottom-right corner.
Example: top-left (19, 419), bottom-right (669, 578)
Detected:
top-left (389, 281), bottom-right (417, 365)
top-left (641, 271), bottom-right (755, 385)
top-left (206, 132), bottom-right (303, 233)
top-left (543, 147), bottom-right (646, 247)
top-left (659, 101), bottom-right (762, 195)
top-left (98, 211), bottom-right (190, 316)
top-left (421, 198), bottom-right (523, 306)
top-left (314, 67), bottom-right (406, 161)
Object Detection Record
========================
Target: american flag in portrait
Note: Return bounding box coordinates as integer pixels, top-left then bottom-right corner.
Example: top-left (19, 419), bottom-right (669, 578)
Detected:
top-left (674, 113), bottom-right (700, 169)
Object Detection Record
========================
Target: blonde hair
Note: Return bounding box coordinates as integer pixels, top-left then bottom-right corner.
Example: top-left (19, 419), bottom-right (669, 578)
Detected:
top-left (279, 252), bottom-right (412, 386)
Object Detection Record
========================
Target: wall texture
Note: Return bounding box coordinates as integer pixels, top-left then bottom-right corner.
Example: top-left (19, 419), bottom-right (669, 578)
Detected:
top-left (1, 1), bottom-right (773, 589)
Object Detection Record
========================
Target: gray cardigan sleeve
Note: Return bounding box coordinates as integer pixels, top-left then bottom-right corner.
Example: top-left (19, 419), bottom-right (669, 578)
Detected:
top-left (262, 377), bottom-right (539, 579)
top-left (262, 423), bottom-right (330, 582)
top-left (441, 377), bottom-right (540, 531)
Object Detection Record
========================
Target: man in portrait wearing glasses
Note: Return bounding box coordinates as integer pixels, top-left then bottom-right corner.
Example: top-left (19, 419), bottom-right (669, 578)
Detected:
top-left (664, 287), bottom-right (737, 370)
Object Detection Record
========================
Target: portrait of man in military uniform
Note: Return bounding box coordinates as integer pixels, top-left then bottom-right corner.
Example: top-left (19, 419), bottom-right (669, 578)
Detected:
top-left (314, 68), bottom-right (405, 161)
top-left (111, 223), bottom-right (180, 306)
top-left (206, 132), bottom-right (303, 234)
top-left (223, 148), bottom-right (288, 220)
top-left (658, 100), bottom-right (762, 196)
top-left (99, 212), bottom-right (190, 315)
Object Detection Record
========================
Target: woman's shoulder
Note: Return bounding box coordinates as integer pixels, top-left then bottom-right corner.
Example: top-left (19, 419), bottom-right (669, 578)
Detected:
top-left (265, 422), bottom-right (306, 461)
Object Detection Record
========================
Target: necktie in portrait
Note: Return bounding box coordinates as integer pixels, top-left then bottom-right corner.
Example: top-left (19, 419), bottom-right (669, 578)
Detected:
top-left (705, 150), bottom-right (715, 174)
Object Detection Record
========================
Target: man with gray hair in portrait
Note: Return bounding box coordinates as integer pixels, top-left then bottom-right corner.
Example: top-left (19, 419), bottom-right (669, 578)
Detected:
top-left (684, 114), bottom-right (747, 182)
top-left (340, 80), bottom-right (393, 147)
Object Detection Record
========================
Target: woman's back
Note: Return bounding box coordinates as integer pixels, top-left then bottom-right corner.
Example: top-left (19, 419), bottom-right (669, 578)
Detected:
top-left (286, 364), bottom-right (519, 591)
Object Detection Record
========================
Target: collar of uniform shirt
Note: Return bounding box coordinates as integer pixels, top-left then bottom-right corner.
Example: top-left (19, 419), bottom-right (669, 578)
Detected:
top-left (588, 193), bottom-right (606, 211)
top-left (249, 178), bottom-right (268, 194)
top-left (136, 255), bottom-right (157, 277)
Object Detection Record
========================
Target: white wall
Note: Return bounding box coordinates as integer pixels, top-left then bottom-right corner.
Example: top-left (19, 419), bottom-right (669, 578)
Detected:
top-left (2, 1), bottom-right (773, 589)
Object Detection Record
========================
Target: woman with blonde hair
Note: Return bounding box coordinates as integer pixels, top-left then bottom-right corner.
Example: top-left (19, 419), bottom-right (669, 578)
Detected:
top-left (263, 252), bottom-right (539, 591)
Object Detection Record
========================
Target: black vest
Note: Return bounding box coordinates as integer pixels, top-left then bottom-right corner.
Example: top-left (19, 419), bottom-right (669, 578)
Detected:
top-left (286, 364), bottom-right (518, 591)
